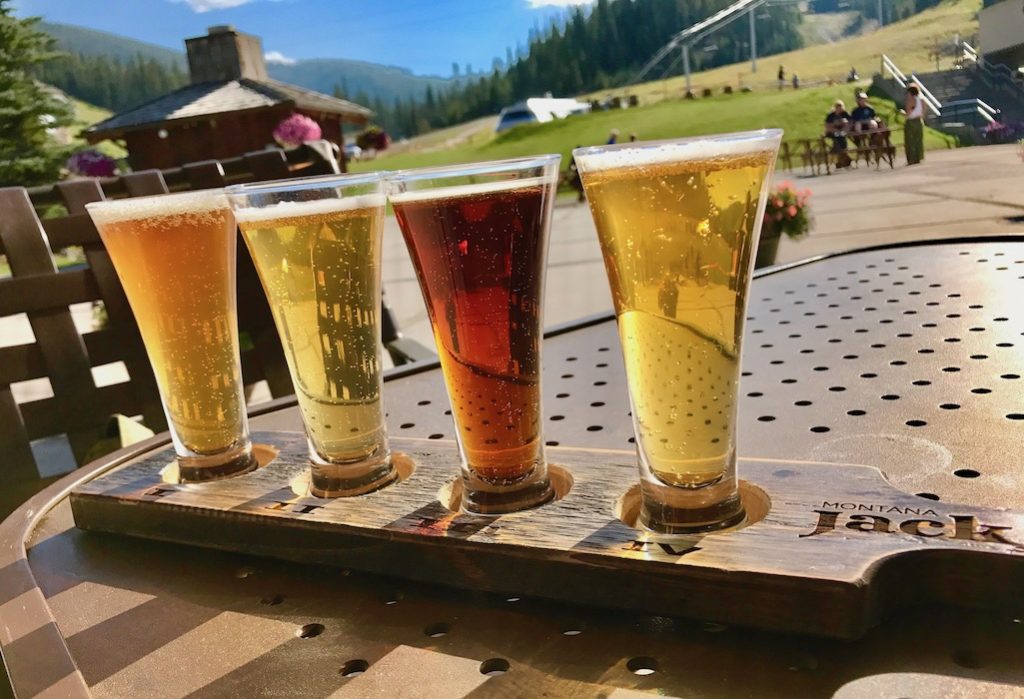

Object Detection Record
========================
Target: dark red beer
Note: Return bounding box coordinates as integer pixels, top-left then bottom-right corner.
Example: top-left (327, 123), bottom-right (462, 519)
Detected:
top-left (392, 178), bottom-right (553, 496)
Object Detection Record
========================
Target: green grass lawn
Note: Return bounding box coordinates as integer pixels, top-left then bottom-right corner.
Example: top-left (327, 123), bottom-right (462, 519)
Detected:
top-left (352, 83), bottom-right (951, 175)
top-left (69, 98), bottom-right (127, 160)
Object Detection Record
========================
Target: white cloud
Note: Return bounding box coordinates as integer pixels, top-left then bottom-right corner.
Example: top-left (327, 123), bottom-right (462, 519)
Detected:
top-left (526, 0), bottom-right (594, 7)
top-left (175, 0), bottom-right (256, 11)
top-left (265, 50), bottom-right (297, 65)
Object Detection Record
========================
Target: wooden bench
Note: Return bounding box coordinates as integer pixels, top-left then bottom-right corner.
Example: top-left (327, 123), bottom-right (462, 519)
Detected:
top-left (849, 127), bottom-right (897, 170)
top-left (1, 144), bottom-right (431, 514)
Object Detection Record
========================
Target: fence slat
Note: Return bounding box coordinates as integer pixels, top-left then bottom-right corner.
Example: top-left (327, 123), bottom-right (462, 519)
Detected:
top-left (0, 188), bottom-right (101, 464)
top-left (58, 180), bottom-right (167, 432)
top-left (20, 383), bottom-right (140, 440)
top-left (0, 270), bottom-right (100, 316)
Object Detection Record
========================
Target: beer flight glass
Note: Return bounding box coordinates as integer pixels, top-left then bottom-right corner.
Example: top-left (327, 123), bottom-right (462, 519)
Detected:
top-left (87, 190), bottom-right (256, 482)
top-left (575, 130), bottom-right (782, 533)
top-left (387, 156), bottom-right (560, 514)
top-left (227, 174), bottom-right (396, 497)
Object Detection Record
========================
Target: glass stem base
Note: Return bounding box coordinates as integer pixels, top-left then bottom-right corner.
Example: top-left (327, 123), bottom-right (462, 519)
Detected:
top-left (310, 447), bottom-right (396, 498)
top-left (461, 469), bottom-right (554, 515)
top-left (639, 489), bottom-right (745, 534)
top-left (177, 442), bottom-right (257, 483)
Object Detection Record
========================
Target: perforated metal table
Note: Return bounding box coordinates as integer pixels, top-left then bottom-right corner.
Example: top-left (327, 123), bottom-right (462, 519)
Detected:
top-left (3, 240), bottom-right (1024, 698)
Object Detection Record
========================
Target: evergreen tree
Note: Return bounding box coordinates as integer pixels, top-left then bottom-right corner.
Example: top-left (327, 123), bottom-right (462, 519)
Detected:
top-left (33, 51), bottom-right (187, 112)
top-left (0, 0), bottom-right (73, 186)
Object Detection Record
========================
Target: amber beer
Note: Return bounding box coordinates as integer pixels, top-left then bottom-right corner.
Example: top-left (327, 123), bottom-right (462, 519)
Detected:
top-left (87, 190), bottom-right (255, 481)
top-left (230, 185), bottom-right (394, 497)
top-left (389, 157), bottom-right (559, 514)
top-left (576, 131), bottom-right (782, 532)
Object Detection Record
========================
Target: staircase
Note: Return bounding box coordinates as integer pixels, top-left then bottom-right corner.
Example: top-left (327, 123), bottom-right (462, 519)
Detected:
top-left (912, 67), bottom-right (1024, 121)
top-left (874, 50), bottom-right (1024, 143)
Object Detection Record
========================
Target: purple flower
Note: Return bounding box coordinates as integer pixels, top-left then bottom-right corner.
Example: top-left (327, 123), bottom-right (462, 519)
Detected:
top-left (273, 114), bottom-right (322, 147)
top-left (66, 149), bottom-right (117, 177)
top-left (982, 120), bottom-right (1024, 144)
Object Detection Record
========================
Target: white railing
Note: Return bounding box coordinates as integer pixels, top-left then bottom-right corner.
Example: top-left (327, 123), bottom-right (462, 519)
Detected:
top-left (958, 39), bottom-right (981, 66)
top-left (909, 73), bottom-right (944, 116)
top-left (882, 55), bottom-right (942, 116)
top-left (942, 98), bottom-right (998, 125)
top-left (881, 54), bottom-right (908, 86)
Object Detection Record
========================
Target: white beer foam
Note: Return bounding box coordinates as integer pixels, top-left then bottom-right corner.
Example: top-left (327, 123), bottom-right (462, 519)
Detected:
top-left (233, 194), bottom-right (385, 223)
top-left (575, 133), bottom-right (779, 173)
top-left (388, 176), bottom-right (551, 204)
top-left (86, 189), bottom-right (228, 226)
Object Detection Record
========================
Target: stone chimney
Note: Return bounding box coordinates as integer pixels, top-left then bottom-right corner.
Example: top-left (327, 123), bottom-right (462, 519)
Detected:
top-left (185, 25), bottom-right (268, 83)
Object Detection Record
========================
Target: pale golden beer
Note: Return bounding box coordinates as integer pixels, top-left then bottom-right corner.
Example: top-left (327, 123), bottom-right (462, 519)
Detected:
top-left (228, 175), bottom-right (394, 497)
top-left (87, 190), bottom-right (255, 481)
top-left (576, 131), bottom-right (781, 532)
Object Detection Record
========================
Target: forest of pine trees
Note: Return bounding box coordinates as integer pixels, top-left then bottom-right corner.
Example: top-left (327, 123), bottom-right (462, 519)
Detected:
top-left (33, 52), bottom-right (187, 113)
top-left (375, 0), bottom-right (804, 137)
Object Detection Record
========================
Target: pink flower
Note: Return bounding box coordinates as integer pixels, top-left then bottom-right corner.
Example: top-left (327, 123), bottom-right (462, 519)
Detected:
top-left (772, 198), bottom-right (783, 208)
top-left (273, 113), bottom-right (322, 147)
top-left (774, 212), bottom-right (783, 221)
top-left (787, 205), bottom-right (798, 217)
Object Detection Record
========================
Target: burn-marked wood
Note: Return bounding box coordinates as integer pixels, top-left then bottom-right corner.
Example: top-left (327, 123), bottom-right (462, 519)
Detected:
top-left (70, 431), bottom-right (1024, 639)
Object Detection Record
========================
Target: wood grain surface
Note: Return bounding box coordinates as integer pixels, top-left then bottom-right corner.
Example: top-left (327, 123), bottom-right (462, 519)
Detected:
top-left (71, 430), bottom-right (1024, 639)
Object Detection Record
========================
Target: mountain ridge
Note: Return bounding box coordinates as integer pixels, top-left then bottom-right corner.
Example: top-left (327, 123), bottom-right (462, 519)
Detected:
top-left (38, 21), bottom-right (464, 106)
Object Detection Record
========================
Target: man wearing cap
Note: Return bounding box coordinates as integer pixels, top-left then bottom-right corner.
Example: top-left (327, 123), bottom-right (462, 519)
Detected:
top-left (850, 92), bottom-right (878, 133)
top-left (824, 99), bottom-right (851, 160)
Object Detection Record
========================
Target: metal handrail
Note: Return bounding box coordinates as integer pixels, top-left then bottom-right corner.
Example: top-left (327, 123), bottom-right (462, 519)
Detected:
top-left (943, 98), bottom-right (998, 116)
top-left (908, 73), bottom-right (944, 116)
top-left (880, 54), bottom-right (908, 86)
top-left (958, 39), bottom-right (981, 66)
top-left (957, 39), bottom-right (1024, 95)
top-left (940, 99), bottom-right (998, 125)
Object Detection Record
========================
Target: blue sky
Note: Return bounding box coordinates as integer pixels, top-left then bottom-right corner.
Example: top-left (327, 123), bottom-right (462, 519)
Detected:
top-left (14, 0), bottom-right (595, 76)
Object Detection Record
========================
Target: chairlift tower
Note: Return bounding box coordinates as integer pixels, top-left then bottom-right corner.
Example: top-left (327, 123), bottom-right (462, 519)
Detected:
top-left (632, 0), bottom-right (803, 94)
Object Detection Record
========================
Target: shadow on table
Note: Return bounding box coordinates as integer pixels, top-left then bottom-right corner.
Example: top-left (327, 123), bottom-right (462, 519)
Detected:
top-left (25, 521), bottom-right (1024, 697)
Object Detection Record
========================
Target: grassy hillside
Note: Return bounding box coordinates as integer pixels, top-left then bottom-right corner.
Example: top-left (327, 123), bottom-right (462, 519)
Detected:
top-left (352, 84), bottom-right (951, 175)
top-left (602, 0), bottom-right (979, 104)
top-left (68, 99), bottom-right (127, 159)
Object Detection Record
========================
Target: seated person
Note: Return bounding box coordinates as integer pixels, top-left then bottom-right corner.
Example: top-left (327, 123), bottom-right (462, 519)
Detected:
top-left (850, 92), bottom-right (878, 133)
top-left (824, 100), bottom-right (851, 152)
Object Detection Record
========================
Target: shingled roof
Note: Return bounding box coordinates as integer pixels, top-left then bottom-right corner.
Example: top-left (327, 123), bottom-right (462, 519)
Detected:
top-left (86, 78), bottom-right (372, 139)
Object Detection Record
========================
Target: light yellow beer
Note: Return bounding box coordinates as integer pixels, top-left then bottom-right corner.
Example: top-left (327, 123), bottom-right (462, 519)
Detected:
top-left (576, 132), bottom-right (780, 531)
top-left (234, 196), bottom-right (388, 471)
top-left (88, 191), bottom-right (254, 479)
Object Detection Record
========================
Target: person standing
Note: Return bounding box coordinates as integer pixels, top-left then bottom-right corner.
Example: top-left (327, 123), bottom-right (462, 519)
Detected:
top-left (778, 65), bottom-right (785, 90)
top-left (606, 129), bottom-right (620, 145)
top-left (904, 84), bottom-right (925, 165)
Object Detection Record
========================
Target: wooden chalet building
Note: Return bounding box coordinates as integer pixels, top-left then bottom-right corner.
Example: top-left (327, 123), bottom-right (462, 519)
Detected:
top-left (85, 25), bottom-right (371, 170)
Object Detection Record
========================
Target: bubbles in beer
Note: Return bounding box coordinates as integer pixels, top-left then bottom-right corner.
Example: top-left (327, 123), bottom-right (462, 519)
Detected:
top-left (237, 198), bottom-right (387, 465)
top-left (393, 180), bottom-right (551, 483)
top-left (93, 194), bottom-right (246, 455)
top-left (583, 151), bottom-right (773, 487)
